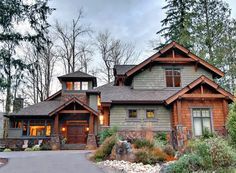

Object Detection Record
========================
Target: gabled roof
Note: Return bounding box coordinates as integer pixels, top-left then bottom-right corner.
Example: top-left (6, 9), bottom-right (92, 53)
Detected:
top-left (165, 75), bottom-right (235, 105)
top-left (114, 65), bottom-right (135, 75)
top-left (48, 97), bottom-right (99, 116)
top-left (125, 41), bottom-right (224, 78)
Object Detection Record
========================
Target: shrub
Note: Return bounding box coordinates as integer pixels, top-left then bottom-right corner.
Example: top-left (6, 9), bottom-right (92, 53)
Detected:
top-left (133, 139), bottom-right (154, 149)
top-left (207, 137), bottom-right (235, 168)
top-left (32, 145), bottom-right (41, 151)
top-left (201, 128), bottom-right (215, 139)
top-left (135, 147), bottom-right (168, 164)
top-left (154, 132), bottom-right (168, 148)
top-left (98, 127), bottom-right (118, 144)
top-left (93, 134), bottom-right (118, 161)
top-left (227, 102), bottom-right (236, 146)
top-left (24, 148), bottom-right (33, 151)
top-left (163, 144), bottom-right (175, 157)
top-left (165, 154), bottom-right (203, 173)
top-left (40, 142), bottom-right (51, 150)
top-left (3, 148), bottom-right (12, 152)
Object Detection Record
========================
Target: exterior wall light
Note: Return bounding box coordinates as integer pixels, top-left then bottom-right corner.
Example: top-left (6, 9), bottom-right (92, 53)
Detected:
top-left (61, 127), bottom-right (66, 132)
top-left (86, 127), bottom-right (89, 132)
top-left (99, 115), bottom-right (104, 125)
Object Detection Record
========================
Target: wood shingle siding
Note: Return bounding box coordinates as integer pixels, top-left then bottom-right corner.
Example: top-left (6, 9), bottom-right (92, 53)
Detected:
top-left (110, 105), bottom-right (171, 131)
top-left (132, 65), bottom-right (213, 89)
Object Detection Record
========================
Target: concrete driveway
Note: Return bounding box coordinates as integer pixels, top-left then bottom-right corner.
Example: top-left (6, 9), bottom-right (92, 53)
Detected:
top-left (0, 150), bottom-right (104, 173)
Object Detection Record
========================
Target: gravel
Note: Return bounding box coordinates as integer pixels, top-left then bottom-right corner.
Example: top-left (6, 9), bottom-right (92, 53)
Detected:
top-left (97, 160), bottom-right (162, 173)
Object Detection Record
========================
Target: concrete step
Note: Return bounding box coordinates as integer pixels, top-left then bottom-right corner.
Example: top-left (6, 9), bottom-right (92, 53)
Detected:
top-left (61, 144), bottom-right (86, 150)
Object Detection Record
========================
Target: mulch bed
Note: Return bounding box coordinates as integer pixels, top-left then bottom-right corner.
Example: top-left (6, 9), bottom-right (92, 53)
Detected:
top-left (0, 158), bottom-right (8, 167)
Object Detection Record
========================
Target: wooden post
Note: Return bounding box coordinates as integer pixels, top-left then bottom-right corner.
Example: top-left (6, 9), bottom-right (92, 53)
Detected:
top-left (89, 113), bottom-right (94, 134)
top-left (177, 99), bottom-right (182, 125)
top-left (54, 114), bottom-right (59, 135)
top-left (222, 99), bottom-right (229, 126)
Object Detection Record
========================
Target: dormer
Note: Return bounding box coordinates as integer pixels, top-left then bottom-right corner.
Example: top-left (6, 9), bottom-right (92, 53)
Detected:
top-left (58, 70), bottom-right (97, 94)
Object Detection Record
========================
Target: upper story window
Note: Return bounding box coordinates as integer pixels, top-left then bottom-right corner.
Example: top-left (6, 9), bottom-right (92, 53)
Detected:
top-left (128, 109), bottom-right (137, 118)
top-left (66, 82), bottom-right (73, 90)
top-left (65, 81), bottom-right (89, 90)
top-left (82, 82), bottom-right (88, 90)
top-left (165, 68), bottom-right (181, 87)
top-left (74, 82), bottom-right (81, 90)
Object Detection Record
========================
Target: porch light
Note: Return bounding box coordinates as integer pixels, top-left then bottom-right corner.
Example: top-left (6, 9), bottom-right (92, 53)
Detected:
top-left (61, 127), bottom-right (66, 132)
top-left (86, 127), bottom-right (89, 132)
top-left (99, 115), bottom-right (104, 125)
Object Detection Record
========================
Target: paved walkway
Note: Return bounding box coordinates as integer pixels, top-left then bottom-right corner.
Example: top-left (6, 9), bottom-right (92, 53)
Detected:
top-left (0, 150), bottom-right (104, 173)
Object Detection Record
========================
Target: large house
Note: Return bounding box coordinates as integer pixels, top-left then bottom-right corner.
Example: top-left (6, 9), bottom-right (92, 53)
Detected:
top-left (6, 42), bottom-right (235, 149)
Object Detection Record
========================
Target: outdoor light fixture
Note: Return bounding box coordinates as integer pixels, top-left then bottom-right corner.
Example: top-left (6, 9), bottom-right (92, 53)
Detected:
top-left (61, 127), bottom-right (66, 132)
top-left (86, 127), bottom-right (89, 131)
top-left (99, 115), bottom-right (104, 125)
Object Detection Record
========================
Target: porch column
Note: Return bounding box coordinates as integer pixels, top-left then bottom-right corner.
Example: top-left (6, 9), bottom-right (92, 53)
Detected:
top-left (51, 113), bottom-right (60, 150)
top-left (89, 113), bottom-right (94, 134)
top-left (87, 113), bottom-right (97, 149)
top-left (54, 113), bottom-right (59, 135)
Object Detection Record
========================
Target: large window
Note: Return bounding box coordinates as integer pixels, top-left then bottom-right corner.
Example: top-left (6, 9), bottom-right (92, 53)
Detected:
top-left (82, 82), bottom-right (88, 90)
top-left (11, 120), bottom-right (52, 137)
top-left (165, 68), bottom-right (181, 87)
top-left (192, 108), bottom-right (212, 136)
top-left (128, 109), bottom-right (137, 118)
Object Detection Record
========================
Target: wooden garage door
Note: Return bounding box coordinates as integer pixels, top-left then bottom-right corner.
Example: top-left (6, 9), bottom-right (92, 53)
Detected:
top-left (67, 125), bottom-right (86, 144)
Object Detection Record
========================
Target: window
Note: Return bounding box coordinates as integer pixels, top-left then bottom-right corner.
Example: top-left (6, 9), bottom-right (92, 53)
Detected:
top-left (146, 110), bottom-right (155, 118)
top-left (74, 82), bottom-right (81, 90)
top-left (128, 109), bottom-right (137, 118)
top-left (165, 68), bottom-right (181, 87)
top-left (81, 82), bottom-right (88, 90)
top-left (192, 108), bottom-right (212, 136)
top-left (66, 82), bottom-right (73, 90)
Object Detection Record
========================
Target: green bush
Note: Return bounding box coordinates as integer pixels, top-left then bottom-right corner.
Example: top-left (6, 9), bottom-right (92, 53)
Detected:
top-left (201, 127), bottom-right (215, 139)
top-left (154, 132), bottom-right (168, 148)
top-left (133, 139), bottom-right (154, 149)
top-left (24, 148), bottom-right (33, 151)
top-left (3, 148), bottom-right (12, 152)
top-left (98, 126), bottom-right (118, 144)
top-left (163, 144), bottom-right (175, 157)
top-left (135, 147), bottom-right (168, 164)
top-left (40, 142), bottom-right (51, 150)
top-left (207, 137), bottom-right (235, 168)
top-left (165, 153), bottom-right (203, 173)
top-left (227, 102), bottom-right (236, 146)
top-left (93, 134), bottom-right (118, 161)
top-left (32, 145), bottom-right (41, 151)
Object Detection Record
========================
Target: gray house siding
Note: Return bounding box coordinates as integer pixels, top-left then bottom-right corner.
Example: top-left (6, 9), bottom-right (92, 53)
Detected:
top-left (110, 105), bottom-right (171, 131)
top-left (89, 95), bottom-right (98, 111)
top-left (132, 65), bottom-right (213, 89)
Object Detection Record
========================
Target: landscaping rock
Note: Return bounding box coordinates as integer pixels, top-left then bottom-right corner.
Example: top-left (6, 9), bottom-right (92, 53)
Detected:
top-left (98, 160), bottom-right (161, 173)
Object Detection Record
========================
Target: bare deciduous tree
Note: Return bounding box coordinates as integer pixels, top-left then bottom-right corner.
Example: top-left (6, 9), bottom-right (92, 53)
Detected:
top-left (55, 9), bottom-right (92, 74)
top-left (96, 30), bottom-right (139, 83)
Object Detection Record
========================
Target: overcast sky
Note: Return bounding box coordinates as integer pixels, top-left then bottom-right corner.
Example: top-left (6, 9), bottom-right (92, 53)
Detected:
top-left (49, 0), bottom-right (236, 60)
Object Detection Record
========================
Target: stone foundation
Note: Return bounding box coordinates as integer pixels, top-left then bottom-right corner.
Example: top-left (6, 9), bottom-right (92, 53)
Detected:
top-left (50, 135), bottom-right (60, 150)
top-left (86, 134), bottom-right (97, 150)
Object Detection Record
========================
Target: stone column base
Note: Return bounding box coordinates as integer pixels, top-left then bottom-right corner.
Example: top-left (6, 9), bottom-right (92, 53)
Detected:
top-left (86, 134), bottom-right (97, 150)
top-left (50, 135), bottom-right (60, 150)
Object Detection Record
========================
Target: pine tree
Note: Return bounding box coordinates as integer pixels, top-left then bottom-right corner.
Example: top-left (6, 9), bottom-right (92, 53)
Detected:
top-left (156, 0), bottom-right (194, 49)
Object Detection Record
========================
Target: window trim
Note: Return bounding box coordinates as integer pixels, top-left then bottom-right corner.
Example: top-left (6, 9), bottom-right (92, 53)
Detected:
top-left (164, 67), bottom-right (182, 88)
top-left (191, 107), bottom-right (213, 137)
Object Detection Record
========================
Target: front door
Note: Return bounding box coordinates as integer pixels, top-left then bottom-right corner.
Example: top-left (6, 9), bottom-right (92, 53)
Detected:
top-left (67, 125), bottom-right (87, 144)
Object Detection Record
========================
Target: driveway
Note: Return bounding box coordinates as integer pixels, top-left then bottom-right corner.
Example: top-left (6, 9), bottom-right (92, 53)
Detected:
top-left (0, 150), bottom-right (104, 173)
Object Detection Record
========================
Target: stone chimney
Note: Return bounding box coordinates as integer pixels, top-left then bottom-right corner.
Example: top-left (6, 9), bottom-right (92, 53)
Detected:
top-left (13, 95), bottom-right (24, 112)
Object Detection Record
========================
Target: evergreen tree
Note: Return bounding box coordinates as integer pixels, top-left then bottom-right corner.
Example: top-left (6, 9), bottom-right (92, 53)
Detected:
top-left (156, 0), bottom-right (194, 48)
top-left (0, 0), bottom-right (54, 112)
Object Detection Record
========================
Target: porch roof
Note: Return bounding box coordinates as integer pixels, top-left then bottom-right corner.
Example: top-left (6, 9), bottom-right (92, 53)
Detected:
top-left (10, 97), bottom-right (99, 117)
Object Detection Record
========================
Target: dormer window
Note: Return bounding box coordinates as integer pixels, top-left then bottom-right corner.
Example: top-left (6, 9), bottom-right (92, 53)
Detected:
top-left (66, 81), bottom-right (89, 91)
top-left (74, 82), bottom-right (81, 90)
top-left (66, 82), bottom-right (73, 90)
top-left (82, 82), bottom-right (88, 90)
top-left (165, 68), bottom-right (181, 87)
